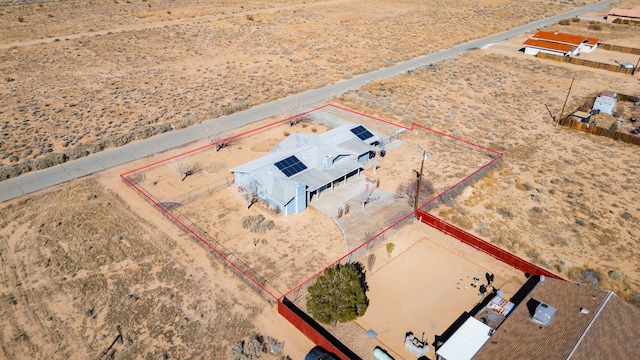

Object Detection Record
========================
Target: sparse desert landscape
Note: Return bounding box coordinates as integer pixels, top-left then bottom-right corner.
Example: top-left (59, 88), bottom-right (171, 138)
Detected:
top-left (334, 15), bottom-right (640, 303)
top-left (0, 177), bottom-right (310, 359)
top-left (1, 0), bottom-right (591, 179)
top-left (1, 0), bottom-right (640, 359)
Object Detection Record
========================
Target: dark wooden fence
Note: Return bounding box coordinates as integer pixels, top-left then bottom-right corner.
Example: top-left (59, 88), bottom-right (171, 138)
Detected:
top-left (559, 118), bottom-right (640, 146)
top-left (278, 298), bottom-right (361, 360)
top-left (536, 52), bottom-right (635, 74)
top-left (598, 43), bottom-right (640, 55)
top-left (612, 18), bottom-right (640, 26)
top-left (416, 211), bottom-right (562, 280)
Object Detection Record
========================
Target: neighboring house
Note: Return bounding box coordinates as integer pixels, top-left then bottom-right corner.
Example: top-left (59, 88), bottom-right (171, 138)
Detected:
top-left (522, 31), bottom-right (598, 56)
top-left (608, 6), bottom-right (640, 21)
top-left (230, 124), bottom-right (379, 216)
top-left (522, 38), bottom-right (574, 57)
top-left (436, 276), bottom-right (640, 360)
top-left (592, 95), bottom-right (617, 115)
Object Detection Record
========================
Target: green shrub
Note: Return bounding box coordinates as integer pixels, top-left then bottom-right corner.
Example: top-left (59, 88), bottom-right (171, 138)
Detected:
top-left (307, 262), bottom-right (368, 325)
top-left (386, 242), bottom-right (395, 255)
top-left (610, 120), bottom-right (620, 132)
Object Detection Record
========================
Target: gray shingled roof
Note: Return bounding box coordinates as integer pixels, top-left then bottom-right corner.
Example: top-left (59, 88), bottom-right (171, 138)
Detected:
top-left (474, 278), bottom-right (640, 360)
top-left (230, 124), bottom-right (378, 206)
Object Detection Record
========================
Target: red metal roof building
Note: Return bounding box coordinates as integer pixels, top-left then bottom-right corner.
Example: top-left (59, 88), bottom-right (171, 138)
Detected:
top-left (522, 31), bottom-right (599, 57)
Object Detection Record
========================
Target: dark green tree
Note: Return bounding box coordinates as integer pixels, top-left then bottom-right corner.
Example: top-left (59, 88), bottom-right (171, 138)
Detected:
top-left (307, 262), bottom-right (369, 325)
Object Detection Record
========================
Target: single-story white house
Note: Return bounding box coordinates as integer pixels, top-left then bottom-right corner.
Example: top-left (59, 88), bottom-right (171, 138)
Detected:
top-left (230, 124), bottom-right (380, 216)
top-left (523, 38), bottom-right (574, 57)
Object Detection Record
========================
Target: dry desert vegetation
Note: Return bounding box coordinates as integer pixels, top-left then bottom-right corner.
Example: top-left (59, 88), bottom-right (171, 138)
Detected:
top-left (0, 178), bottom-right (307, 359)
top-left (333, 16), bottom-right (640, 305)
top-left (0, 0), bottom-right (593, 179)
top-left (2, 0), bottom-right (640, 359)
top-left (123, 104), bottom-right (494, 290)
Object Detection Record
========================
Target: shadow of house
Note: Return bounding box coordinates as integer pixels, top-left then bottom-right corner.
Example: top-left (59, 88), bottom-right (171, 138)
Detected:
top-left (230, 124), bottom-right (380, 216)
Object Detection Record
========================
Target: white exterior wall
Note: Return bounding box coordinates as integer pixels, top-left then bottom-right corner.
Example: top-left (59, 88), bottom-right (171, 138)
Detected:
top-left (593, 100), bottom-right (616, 115)
top-left (524, 46), bottom-right (540, 56)
top-left (525, 46), bottom-right (568, 57)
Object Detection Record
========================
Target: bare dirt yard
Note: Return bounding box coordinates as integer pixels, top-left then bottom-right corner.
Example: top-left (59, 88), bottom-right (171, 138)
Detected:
top-left (317, 222), bottom-right (526, 359)
top-left (2, 1), bottom-right (640, 359)
top-left (122, 105), bottom-right (495, 298)
top-left (0, 176), bottom-right (313, 359)
top-left (0, 102), bottom-right (505, 359)
top-left (0, 0), bottom-right (593, 179)
top-left (333, 15), bottom-right (640, 307)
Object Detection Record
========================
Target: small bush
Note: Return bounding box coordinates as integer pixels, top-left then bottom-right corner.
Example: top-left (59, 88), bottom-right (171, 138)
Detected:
top-left (241, 214), bottom-right (274, 233)
top-left (264, 336), bottom-right (283, 354)
top-left (17, 16), bottom-right (25, 23)
top-left (558, 19), bottom-right (570, 25)
top-left (610, 121), bottom-right (620, 132)
top-left (64, 145), bottom-right (91, 160)
top-left (578, 268), bottom-right (601, 287)
top-left (29, 153), bottom-right (67, 170)
top-left (386, 242), bottom-right (395, 255)
top-left (228, 333), bottom-right (287, 359)
top-left (571, 17), bottom-right (580, 22)
top-left (367, 253), bottom-right (376, 270)
top-left (588, 22), bottom-right (602, 30)
top-left (228, 335), bottom-right (262, 360)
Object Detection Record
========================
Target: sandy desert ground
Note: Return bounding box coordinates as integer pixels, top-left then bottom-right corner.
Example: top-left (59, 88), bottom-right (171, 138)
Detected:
top-left (122, 105), bottom-right (494, 295)
top-left (1, 0), bottom-right (640, 359)
top-left (0, 0), bottom-right (592, 179)
top-left (0, 176), bottom-right (312, 359)
top-left (334, 16), bottom-right (640, 304)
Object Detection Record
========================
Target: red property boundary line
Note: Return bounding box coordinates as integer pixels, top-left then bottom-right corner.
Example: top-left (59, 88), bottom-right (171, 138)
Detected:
top-left (120, 103), bottom-right (560, 302)
top-left (120, 104), bottom-right (565, 359)
top-left (279, 107), bottom-right (506, 300)
top-left (120, 104), bottom-right (333, 177)
top-left (120, 174), bottom-right (281, 301)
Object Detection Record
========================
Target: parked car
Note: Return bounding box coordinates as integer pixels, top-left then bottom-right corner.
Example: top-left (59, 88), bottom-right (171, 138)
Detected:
top-left (305, 346), bottom-right (339, 360)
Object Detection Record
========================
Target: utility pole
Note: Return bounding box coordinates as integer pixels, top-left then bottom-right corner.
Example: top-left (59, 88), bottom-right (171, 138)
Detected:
top-left (558, 77), bottom-right (575, 128)
top-left (414, 150), bottom-right (432, 213)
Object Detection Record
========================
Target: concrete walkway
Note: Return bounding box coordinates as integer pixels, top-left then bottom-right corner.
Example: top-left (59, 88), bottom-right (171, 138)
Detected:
top-left (0, 0), bottom-right (615, 202)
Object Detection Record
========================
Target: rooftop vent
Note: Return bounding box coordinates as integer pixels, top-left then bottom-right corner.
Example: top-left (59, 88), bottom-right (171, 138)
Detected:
top-left (533, 302), bottom-right (557, 326)
top-left (324, 155), bottom-right (333, 169)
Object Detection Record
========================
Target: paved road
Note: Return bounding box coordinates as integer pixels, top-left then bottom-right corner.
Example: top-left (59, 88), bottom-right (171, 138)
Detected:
top-left (0, 0), bottom-right (614, 202)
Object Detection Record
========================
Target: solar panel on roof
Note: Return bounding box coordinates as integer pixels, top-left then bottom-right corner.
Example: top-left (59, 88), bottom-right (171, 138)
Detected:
top-left (274, 156), bottom-right (307, 177)
top-left (350, 125), bottom-right (374, 140)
